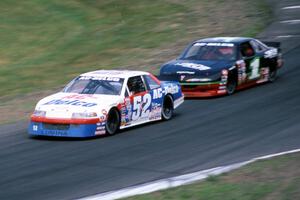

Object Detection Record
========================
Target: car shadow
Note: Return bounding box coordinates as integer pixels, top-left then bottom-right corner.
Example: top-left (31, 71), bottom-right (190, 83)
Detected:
top-left (29, 134), bottom-right (108, 141)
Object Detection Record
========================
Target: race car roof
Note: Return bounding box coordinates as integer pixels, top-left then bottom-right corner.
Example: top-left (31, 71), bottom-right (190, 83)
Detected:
top-left (80, 70), bottom-right (149, 78)
top-left (195, 37), bottom-right (252, 44)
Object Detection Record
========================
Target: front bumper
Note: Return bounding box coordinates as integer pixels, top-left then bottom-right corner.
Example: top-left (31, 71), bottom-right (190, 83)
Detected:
top-left (28, 121), bottom-right (106, 138)
top-left (180, 82), bottom-right (227, 97)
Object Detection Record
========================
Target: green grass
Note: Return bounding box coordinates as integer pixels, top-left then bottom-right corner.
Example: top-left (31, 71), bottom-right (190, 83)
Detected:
top-left (0, 0), bottom-right (271, 123)
top-left (0, 0), bottom-right (188, 97)
top-left (124, 153), bottom-right (300, 200)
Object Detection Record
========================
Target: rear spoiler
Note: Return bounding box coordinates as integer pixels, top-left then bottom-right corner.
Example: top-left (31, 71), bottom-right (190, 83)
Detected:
top-left (262, 41), bottom-right (281, 48)
top-left (262, 41), bottom-right (281, 52)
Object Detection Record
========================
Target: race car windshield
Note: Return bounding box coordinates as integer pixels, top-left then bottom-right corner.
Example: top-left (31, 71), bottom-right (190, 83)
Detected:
top-left (181, 43), bottom-right (237, 61)
top-left (63, 76), bottom-right (124, 95)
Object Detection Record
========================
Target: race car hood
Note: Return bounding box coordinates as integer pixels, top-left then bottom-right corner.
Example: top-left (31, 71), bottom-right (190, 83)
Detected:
top-left (35, 92), bottom-right (122, 119)
top-left (160, 59), bottom-right (235, 82)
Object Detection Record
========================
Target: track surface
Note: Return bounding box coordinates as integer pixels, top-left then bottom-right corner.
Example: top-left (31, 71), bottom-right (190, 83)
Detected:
top-left (0, 0), bottom-right (300, 199)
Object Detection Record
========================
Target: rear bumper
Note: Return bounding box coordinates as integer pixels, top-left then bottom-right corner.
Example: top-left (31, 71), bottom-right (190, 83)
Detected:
top-left (28, 121), bottom-right (106, 137)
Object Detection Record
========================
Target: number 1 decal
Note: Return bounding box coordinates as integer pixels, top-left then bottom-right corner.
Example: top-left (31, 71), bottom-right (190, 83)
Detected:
top-left (132, 94), bottom-right (151, 121)
top-left (249, 57), bottom-right (260, 80)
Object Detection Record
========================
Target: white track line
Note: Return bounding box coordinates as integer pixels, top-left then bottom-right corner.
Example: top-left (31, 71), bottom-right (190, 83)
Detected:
top-left (276, 35), bottom-right (293, 38)
top-left (78, 148), bottom-right (300, 200)
top-left (282, 5), bottom-right (300, 10)
top-left (280, 19), bottom-right (300, 24)
top-left (276, 35), bottom-right (300, 38)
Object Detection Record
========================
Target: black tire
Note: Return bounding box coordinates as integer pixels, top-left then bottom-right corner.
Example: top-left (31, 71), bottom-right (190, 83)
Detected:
top-left (226, 75), bottom-right (237, 95)
top-left (268, 67), bottom-right (277, 82)
top-left (162, 95), bottom-right (174, 120)
top-left (105, 108), bottom-right (120, 135)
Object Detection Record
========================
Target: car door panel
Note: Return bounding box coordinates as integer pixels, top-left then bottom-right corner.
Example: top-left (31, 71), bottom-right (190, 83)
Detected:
top-left (240, 41), bottom-right (264, 83)
top-left (130, 91), bottom-right (151, 122)
top-left (126, 75), bottom-right (152, 125)
top-left (144, 75), bottom-right (164, 121)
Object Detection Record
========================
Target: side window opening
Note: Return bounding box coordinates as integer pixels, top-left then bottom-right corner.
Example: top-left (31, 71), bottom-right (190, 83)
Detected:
top-left (240, 42), bottom-right (255, 57)
top-left (250, 40), bottom-right (266, 53)
top-left (143, 75), bottom-right (160, 90)
top-left (127, 76), bottom-right (147, 95)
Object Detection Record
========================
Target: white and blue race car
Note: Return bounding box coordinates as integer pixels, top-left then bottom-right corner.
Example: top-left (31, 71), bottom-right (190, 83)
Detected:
top-left (28, 70), bottom-right (184, 137)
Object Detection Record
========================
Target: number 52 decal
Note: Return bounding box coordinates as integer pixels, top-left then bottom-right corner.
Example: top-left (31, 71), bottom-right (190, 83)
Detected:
top-left (132, 94), bottom-right (152, 121)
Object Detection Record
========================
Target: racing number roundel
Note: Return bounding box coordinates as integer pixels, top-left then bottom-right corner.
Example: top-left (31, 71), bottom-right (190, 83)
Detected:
top-left (132, 93), bottom-right (151, 121)
top-left (249, 57), bottom-right (260, 80)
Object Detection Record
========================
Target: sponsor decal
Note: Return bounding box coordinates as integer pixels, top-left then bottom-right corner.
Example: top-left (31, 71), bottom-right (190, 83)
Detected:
top-left (264, 49), bottom-right (278, 58)
top-left (180, 75), bottom-right (185, 82)
top-left (91, 70), bottom-right (124, 76)
top-left (174, 63), bottom-right (211, 71)
top-left (229, 66), bottom-right (236, 70)
top-left (99, 116), bottom-right (106, 121)
top-left (176, 71), bottom-right (195, 74)
top-left (149, 102), bottom-right (162, 120)
top-left (194, 42), bottom-right (234, 47)
top-left (42, 130), bottom-right (68, 136)
top-left (257, 67), bottom-right (269, 83)
top-left (217, 89), bottom-right (226, 94)
top-left (43, 99), bottom-right (97, 107)
top-left (96, 126), bottom-right (105, 131)
top-left (221, 69), bottom-right (228, 76)
top-left (152, 88), bottom-right (163, 99)
top-left (62, 94), bottom-right (96, 100)
top-left (220, 69), bottom-right (228, 85)
top-left (79, 76), bottom-right (120, 82)
top-left (236, 60), bottom-right (246, 68)
top-left (186, 78), bottom-right (211, 82)
top-left (95, 130), bottom-right (106, 135)
top-left (119, 98), bottom-right (132, 126)
top-left (237, 60), bottom-right (247, 84)
top-left (164, 84), bottom-right (179, 94)
top-left (101, 109), bottom-right (107, 116)
top-left (33, 125), bottom-right (38, 131)
top-left (95, 122), bottom-right (106, 135)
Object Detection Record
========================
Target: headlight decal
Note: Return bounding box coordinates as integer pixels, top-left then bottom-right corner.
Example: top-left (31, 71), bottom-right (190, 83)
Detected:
top-left (72, 112), bottom-right (98, 119)
top-left (33, 110), bottom-right (46, 117)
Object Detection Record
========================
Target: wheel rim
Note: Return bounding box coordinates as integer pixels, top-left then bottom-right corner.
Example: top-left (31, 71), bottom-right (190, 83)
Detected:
top-left (163, 106), bottom-right (171, 117)
top-left (226, 80), bottom-right (236, 95)
top-left (162, 96), bottom-right (173, 119)
top-left (269, 69), bottom-right (277, 82)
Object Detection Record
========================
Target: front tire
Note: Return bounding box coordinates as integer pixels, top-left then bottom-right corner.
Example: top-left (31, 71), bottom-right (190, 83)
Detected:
top-left (105, 108), bottom-right (120, 135)
top-left (162, 95), bottom-right (174, 120)
top-left (226, 75), bottom-right (237, 95)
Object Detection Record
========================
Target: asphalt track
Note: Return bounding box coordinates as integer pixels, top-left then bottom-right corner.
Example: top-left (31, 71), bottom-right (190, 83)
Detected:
top-left (0, 0), bottom-right (300, 199)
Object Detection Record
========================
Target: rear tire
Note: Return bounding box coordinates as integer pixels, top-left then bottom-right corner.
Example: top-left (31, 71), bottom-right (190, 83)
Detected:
top-left (268, 67), bottom-right (277, 82)
top-left (162, 95), bottom-right (174, 120)
top-left (105, 108), bottom-right (120, 135)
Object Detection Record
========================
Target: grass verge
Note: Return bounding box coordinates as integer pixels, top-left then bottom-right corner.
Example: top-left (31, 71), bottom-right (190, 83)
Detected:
top-left (0, 0), bottom-right (271, 123)
top-left (123, 152), bottom-right (300, 200)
